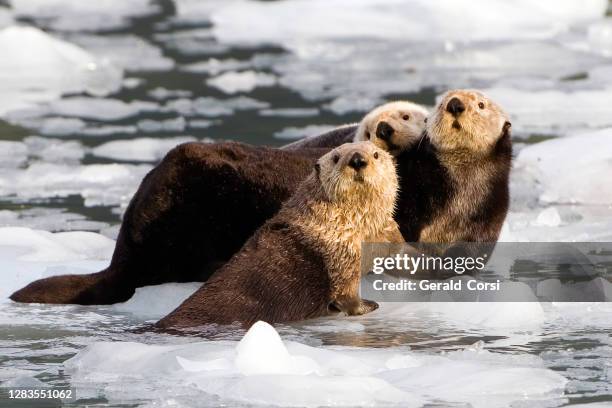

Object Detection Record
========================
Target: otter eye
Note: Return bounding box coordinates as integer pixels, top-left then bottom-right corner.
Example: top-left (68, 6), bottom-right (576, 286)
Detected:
top-left (424, 118), bottom-right (427, 123)
top-left (373, 152), bottom-right (379, 159)
top-left (402, 114), bottom-right (409, 121)
top-left (333, 154), bottom-right (340, 164)
top-left (478, 102), bottom-right (485, 109)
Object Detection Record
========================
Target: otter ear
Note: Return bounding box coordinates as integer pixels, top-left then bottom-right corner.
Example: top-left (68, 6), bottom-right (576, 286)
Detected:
top-left (502, 121), bottom-right (511, 138)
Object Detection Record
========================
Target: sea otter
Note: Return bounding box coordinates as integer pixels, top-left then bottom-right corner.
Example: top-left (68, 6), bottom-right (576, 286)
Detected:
top-left (11, 92), bottom-right (511, 305)
top-left (155, 142), bottom-right (399, 329)
top-left (282, 100), bottom-right (428, 154)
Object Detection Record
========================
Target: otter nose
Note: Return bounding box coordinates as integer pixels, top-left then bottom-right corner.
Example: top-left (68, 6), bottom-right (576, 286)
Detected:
top-left (348, 152), bottom-right (368, 171)
top-left (446, 97), bottom-right (465, 116)
top-left (376, 121), bottom-right (394, 141)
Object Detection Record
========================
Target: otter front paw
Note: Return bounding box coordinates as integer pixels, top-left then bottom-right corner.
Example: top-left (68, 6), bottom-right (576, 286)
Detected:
top-left (352, 298), bottom-right (379, 316)
top-left (332, 297), bottom-right (379, 316)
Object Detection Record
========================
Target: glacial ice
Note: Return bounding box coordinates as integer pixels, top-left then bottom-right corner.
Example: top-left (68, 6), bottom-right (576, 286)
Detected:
top-left (68, 34), bottom-right (175, 72)
top-left (91, 137), bottom-right (198, 162)
top-left (0, 226), bottom-right (112, 301)
top-left (0, 26), bottom-right (122, 116)
top-left (274, 124), bottom-right (336, 140)
top-left (209, 0), bottom-right (607, 46)
top-left (0, 162), bottom-right (151, 208)
top-left (10, 0), bottom-right (160, 32)
top-left (513, 127), bottom-right (612, 205)
top-left (64, 321), bottom-right (568, 408)
top-left (207, 71), bottom-right (278, 94)
top-left (485, 87), bottom-right (612, 135)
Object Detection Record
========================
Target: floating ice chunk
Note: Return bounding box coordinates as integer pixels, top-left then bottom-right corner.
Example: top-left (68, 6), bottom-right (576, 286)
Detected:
top-left (112, 283), bottom-right (201, 319)
top-left (207, 71), bottom-right (277, 94)
top-left (0, 227), bottom-right (113, 300)
top-left (137, 117), bottom-right (187, 134)
top-left (533, 207), bottom-right (563, 227)
top-left (383, 362), bottom-right (567, 408)
top-left (155, 28), bottom-right (229, 56)
top-left (91, 137), bottom-right (197, 162)
top-left (0, 7), bottom-right (13, 29)
top-left (181, 58), bottom-right (253, 75)
top-left (189, 119), bottom-right (216, 129)
top-left (325, 94), bottom-right (385, 115)
top-left (66, 322), bottom-right (568, 407)
top-left (587, 18), bottom-right (612, 56)
top-left (515, 127), bottom-right (612, 205)
top-left (36, 117), bottom-right (86, 136)
top-left (409, 302), bottom-right (546, 329)
top-left (11, 0), bottom-right (160, 32)
top-left (165, 96), bottom-right (269, 117)
top-left (0, 208), bottom-right (108, 233)
top-left (82, 125), bottom-right (138, 136)
top-left (0, 26), bottom-right (122, 116)
top-left (235, 321), bottom-right (318, 376)
top-left (258, 108), bottom-right (319, 117)
top-left (274, 124), bottom-right (336, 140)
top-left (173, 0), bottom-right (226, 25)
top-left (49, 97), bottom-right (158, 121)
top-left (69, 34), bottom-right (175, 72)
top-left (210, 0), bottom-right (607, 47)
top-left (0, 162), bottom-right (151, 208)
top-left (485, 87), bottom-right (612, 134)
top-left (206, 374), bottom-right (415, 408)
top-left (148, 88), bottom-right (192, 101)
top-left (0, 141), bottom-right (27, 168)
top-left (502, 206), bottom-right (612, 242)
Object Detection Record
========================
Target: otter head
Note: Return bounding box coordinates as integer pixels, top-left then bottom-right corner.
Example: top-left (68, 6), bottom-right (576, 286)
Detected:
top-left (428, 89), bottom-right (511, 154)
top-left (354, 101), bottom-right (429, 156)
top-left (314, 142), bottom-right (397, 206)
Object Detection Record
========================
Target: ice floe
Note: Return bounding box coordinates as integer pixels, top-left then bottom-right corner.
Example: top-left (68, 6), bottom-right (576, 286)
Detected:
top-left (0, 226), bottom-right (112, 300)
top-left (0, 162), bottom-right (151, 208)
top-left (0, 26), bottom-right (122, 116)
top-left (164, 96), bottom-right (269, 117)
top-left (10, 0), bottom-right (160, 32)
top-left (274, 124), bottom-right (336, 140)
top-left (513, 127), bottom-right (612, 205)
top-left (209, 0), bottom-right (607, 46)
top-left (68, 34), bottom-right (175, 72)
top-left (64, 321), bottom-right (567, 408)
top-left (207, 71), bottom-right (278, 94)
top-left (485, 87), bottom-right (612, 135)
top-left (91, 136), bottom-right (197, 162)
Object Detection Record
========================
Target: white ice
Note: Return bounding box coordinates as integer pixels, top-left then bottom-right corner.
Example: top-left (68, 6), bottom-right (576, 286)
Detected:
top-left (484, 87), bottom-right (612, 135)
top-left (209, 0), bottom-right (607, 47)
top-left (91, 137), bottom-right (198, 162)
top-left (9, 0), bottom-right (160, 32)
top-left (0, 226), bottom-right (112, 301)
top-left (64, 321), bottom-right (567, 408)
top-left (274, 124), bottom-right (336, 140)
top-left (207, 71), bottom-right (278, 94)
top-left (0, 162), bottom-right (151, 209)
top-left (0, 26), bottom-right (122, 117)
top-left (68, 34), bottom-right (175, 72)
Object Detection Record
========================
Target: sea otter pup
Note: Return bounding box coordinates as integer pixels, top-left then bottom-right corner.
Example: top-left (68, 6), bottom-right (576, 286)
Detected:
top-left (156, 142), bottom-right (399, 329)
top-left (283, 101), bottom-right (428, 154)
top-left (11, 92), bottom-right (511, 305)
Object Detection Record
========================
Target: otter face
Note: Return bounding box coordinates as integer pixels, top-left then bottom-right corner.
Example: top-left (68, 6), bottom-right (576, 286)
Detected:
top-left (354, 101), bottom-right (429, 155)
top-left (315, 141), bottom-right (397, 203)
top-left (427, 89), bottom-right (511, 153)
